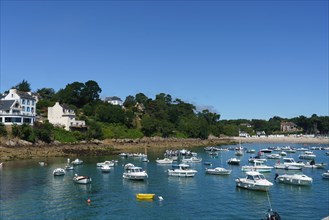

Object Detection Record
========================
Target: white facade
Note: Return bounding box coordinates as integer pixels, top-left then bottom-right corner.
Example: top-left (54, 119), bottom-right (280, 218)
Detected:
top-left (105, 96), bottom-right (123, 106)
top-left (48, 102), bottom-right (86, 131)
top-left (0, 89), bottom-right (37, 125)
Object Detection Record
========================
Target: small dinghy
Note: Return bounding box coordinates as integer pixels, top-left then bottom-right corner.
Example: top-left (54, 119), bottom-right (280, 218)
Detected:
top-left (136, 193), bottom-right (155, 200)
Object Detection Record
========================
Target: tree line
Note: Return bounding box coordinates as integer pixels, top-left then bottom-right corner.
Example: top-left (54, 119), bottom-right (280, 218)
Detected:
top-left (0, 80), bottom-right (328, 143)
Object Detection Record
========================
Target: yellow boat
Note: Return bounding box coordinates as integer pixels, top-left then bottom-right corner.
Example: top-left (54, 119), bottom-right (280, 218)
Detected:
top-left (136, 193), bottom-right (155, 200)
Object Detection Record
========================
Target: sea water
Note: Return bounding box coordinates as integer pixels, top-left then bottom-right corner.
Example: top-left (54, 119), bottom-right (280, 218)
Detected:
top-left (1, 143), bottom-right (328, 220)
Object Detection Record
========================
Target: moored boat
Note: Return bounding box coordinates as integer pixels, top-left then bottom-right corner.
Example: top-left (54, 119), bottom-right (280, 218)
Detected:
top-left (235, 171), bottom-right (273, 191)
top-left (101, 164), bottom-right (111, 173)
top-left (53, 168), bottom-right (66, 176)
top-left (167, 164), bottom-right (197, 177)
top-left (71, 158), bottom-right (83, 165)
top-left (275, 173), bottom-right (312, 186)
top-left (322, 170), bottom-right (329, 179)
top-left (205, 167), bottom-right (231, 175)
top-left (156, 158), bottom-right (173, 164)
top-left (241, 162), bottom-right (273, 173)
top-left (182, 156), bottom-right (202, 163)
top-left (73, 174), bottom-right (92, 184)
top-left (123, 166), bottom-right (148, 180)
top-left (227, 158), bottom-right (240, 165)
top-left (136, 193), bottom-right (155, 200)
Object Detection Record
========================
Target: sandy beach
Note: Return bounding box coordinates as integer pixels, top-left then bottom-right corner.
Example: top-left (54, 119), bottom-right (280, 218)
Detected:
top-left (0, 136), bottom-right (328, 162)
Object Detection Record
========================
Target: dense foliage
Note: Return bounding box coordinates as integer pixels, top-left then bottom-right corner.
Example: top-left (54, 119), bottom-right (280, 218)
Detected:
top-left (1, 80), bottom-right (328, 143)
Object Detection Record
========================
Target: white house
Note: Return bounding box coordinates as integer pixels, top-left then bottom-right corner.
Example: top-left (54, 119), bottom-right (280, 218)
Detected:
top-left (0, 89), bottom-right (37, 125)
top-left (48, 102), bottom-right (86, 131)
top-left (104, 96), bottom-right (123, 106)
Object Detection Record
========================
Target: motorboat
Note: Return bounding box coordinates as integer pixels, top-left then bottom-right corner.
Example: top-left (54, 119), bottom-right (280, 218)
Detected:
top-left (167, 164), bottom-right (197, 177)
top-left (260, 148), bottom-right (272, 154)
top-left (282, 158), bottom-right (305, 167)
top-left (304, 161), bottom-right (326, 169)
top-left (227, 158), bottom-right (240, 165)
top-left (322, 170), bottom-right (329, 179)
top-left (39, 162), bottom-right (46, 166)
top-left (73, 174), bottom-right (92, 184)
top-left (298, 151), bottom-right (316, 160)
top-left (101, 164), bottom-right (111, 173)
top-left (123, 166), bottom-right (148, 180)
top-left (124, 163), bottom-right (135, 170)
top-left (204, 162), bottom-right (212, 166)
top-left (136, 193), bottom-right (155, 200)
top-left (182, 157), bottom-right (202, 163)
top-left (156, 158), bottom-right (173, 164)
top-left (53, 168), bottom-right (66, 176)
top-left (246, 149), bottom-right (256, 153)
top-left (266, 154), bottom-right (281, 159)
top-left (235, 171), bottom-right (273, 191)
top-left (0, 162), bottom-right (3, 168)
top-left (235, 150), bottom-right (244, 156)
top-left (241, 161), bottom-right (273, 173)
top-left (65, 164), bottom-right (74, 170)
top-left (119, 152), bottom-right (128, 157)
top-left (141, 156), bottom-right (149, 162)
top-left (274, 163), bottom-right (302, 170)
top-left (279, 151), bottom-right (287, 156)
top-left (71, 158), bottom-right (83, 165)
top-left (205, 167), bottom-right (231, 175)
top-left (275, 173), bottom-right (313, 186)
top-left (97, 160), bottom-right (115, 167)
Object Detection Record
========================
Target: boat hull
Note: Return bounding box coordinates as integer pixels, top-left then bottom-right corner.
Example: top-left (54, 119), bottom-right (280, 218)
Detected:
top-left (136, 194), bottom-right (155, 200)
top-left (277, 174), bottom-right (312, 186)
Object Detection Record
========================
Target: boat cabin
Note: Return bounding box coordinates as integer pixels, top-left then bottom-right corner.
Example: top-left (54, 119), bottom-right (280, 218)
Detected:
top-left (246, 172), bottom-right (265, 181)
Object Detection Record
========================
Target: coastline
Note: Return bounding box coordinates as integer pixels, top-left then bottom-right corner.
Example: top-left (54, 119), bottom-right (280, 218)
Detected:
top-left (0, 136), bottom-right (328, 162)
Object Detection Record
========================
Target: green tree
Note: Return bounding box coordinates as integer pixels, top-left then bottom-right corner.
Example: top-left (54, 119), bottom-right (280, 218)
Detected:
top-left (13, 80), bottom-right (31, 92)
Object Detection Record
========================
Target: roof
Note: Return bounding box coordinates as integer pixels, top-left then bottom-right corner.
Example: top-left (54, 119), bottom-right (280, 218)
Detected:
top-left (105, 96), bottom-right (122, 101)
top-left (16, 91), bottom-right (36, 100)
top-left (0, 100), bottom-right (15, 110)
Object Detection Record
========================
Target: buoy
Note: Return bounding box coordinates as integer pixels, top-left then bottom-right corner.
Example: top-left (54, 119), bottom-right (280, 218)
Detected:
top-left (87, 198), bottom-right (91, 203)
top-left (158, 196), bottom-right (164, 201)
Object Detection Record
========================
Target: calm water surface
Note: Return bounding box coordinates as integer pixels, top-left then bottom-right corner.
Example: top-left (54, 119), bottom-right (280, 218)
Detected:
top-left (1, 143), bottom-right (328, 220)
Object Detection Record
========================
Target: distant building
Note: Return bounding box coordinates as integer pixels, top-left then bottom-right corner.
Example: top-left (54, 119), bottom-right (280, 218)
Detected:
top-left (281, 122), bottom-right (300, 132)
top-left (256, 131), bottom-right (266, 137)
top-left (48, 102), bottom-right (86, 131)
top-left (104, 96), bottom-right (123, 106)
top-left (239, 131), bottom-right (250, 138)
top-left (0, 89), bottom-right (37, 125)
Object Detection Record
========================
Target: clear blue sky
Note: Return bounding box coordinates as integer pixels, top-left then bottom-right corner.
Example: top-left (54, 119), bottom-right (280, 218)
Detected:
top-left (1, 0), bottom-right (328, 120)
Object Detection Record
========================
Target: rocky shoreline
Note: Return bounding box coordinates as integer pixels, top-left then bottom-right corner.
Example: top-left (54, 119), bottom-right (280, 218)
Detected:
top-left (0, 137), bottom-right (236, 161)
top-left (1, 136), bottom-right (328, 162)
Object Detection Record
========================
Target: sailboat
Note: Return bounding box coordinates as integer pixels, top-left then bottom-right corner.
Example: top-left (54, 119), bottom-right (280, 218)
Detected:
top-left (235, 140), bottom-right (244, 156)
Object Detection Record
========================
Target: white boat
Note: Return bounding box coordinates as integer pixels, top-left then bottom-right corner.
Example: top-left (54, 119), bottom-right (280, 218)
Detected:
top-left (156, 158), bottom-right (173, 164)
top-left (298, 151), bottom-right (316, 160)
top-left (274, 163), bottom-right (302, 170)
top-left (65, 164), bottom-right (74, 170)
top-left (235, 150), bottom-right (244, 156)
top-left (241, 161), bottom-right (273, 173)
top-left (304, 162), bottom-right (327, 169)
top-left (322, 170), bottom-right (329, 179)
top-left (246, 149), bottom-right (256, 153)
top-left (53, 168), bottom-right (66, 176)
top-left (167, 164), bottom-right (197, 177)
top-left (275, 174), bottom-right (313, 186)
top-left (71, 158), bottom-right (83, 165)
top-left (282, 158), bottom-right (305, 167)
top-left (266, 154), bottom-right (281, 159)
top-left (101, 165), bottom-right (111, 173)
top-left (124, 163), bottom-right (135, 170)
top-left (182, 156), bottom-right (202, 163)
top-left (227, 158), bottom-right (240, 165)
top-left (123, 166), bottom-right (148, 180)
top-left (205, 167), bottom-right (231, 175)
top-left (39, 162), bottom-right (46, 166)
top-left (248, 157), bottom-right (267, 163)
top-left (235, 171), bottom-right (273, 191)
top-left (279, 151), bottom-right (287, 156)
top-left (260, 148), bottom-right (272, 154)
top-left (97, 160), bottom-right (115, 167)
top-left (0, 162), bottom-right (3, 168)
top-left (73, 174), bottom-right (92, 184)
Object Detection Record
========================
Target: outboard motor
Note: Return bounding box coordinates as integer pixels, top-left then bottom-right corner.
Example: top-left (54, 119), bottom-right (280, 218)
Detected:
top-left (274, 173), bottom-right (279, 181)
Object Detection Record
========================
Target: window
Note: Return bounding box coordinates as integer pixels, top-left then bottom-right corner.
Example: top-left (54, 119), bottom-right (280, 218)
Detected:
top-left (22, 99), bottom-right (26, 104)
top-left (27, 107), bottom-right (30, 112)
top-left (23, 118), bottom-right (31, 123)
top-left (22, 106), bottom-right (25, 111)
top-left (27, 100), bottom-right (30, 105)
